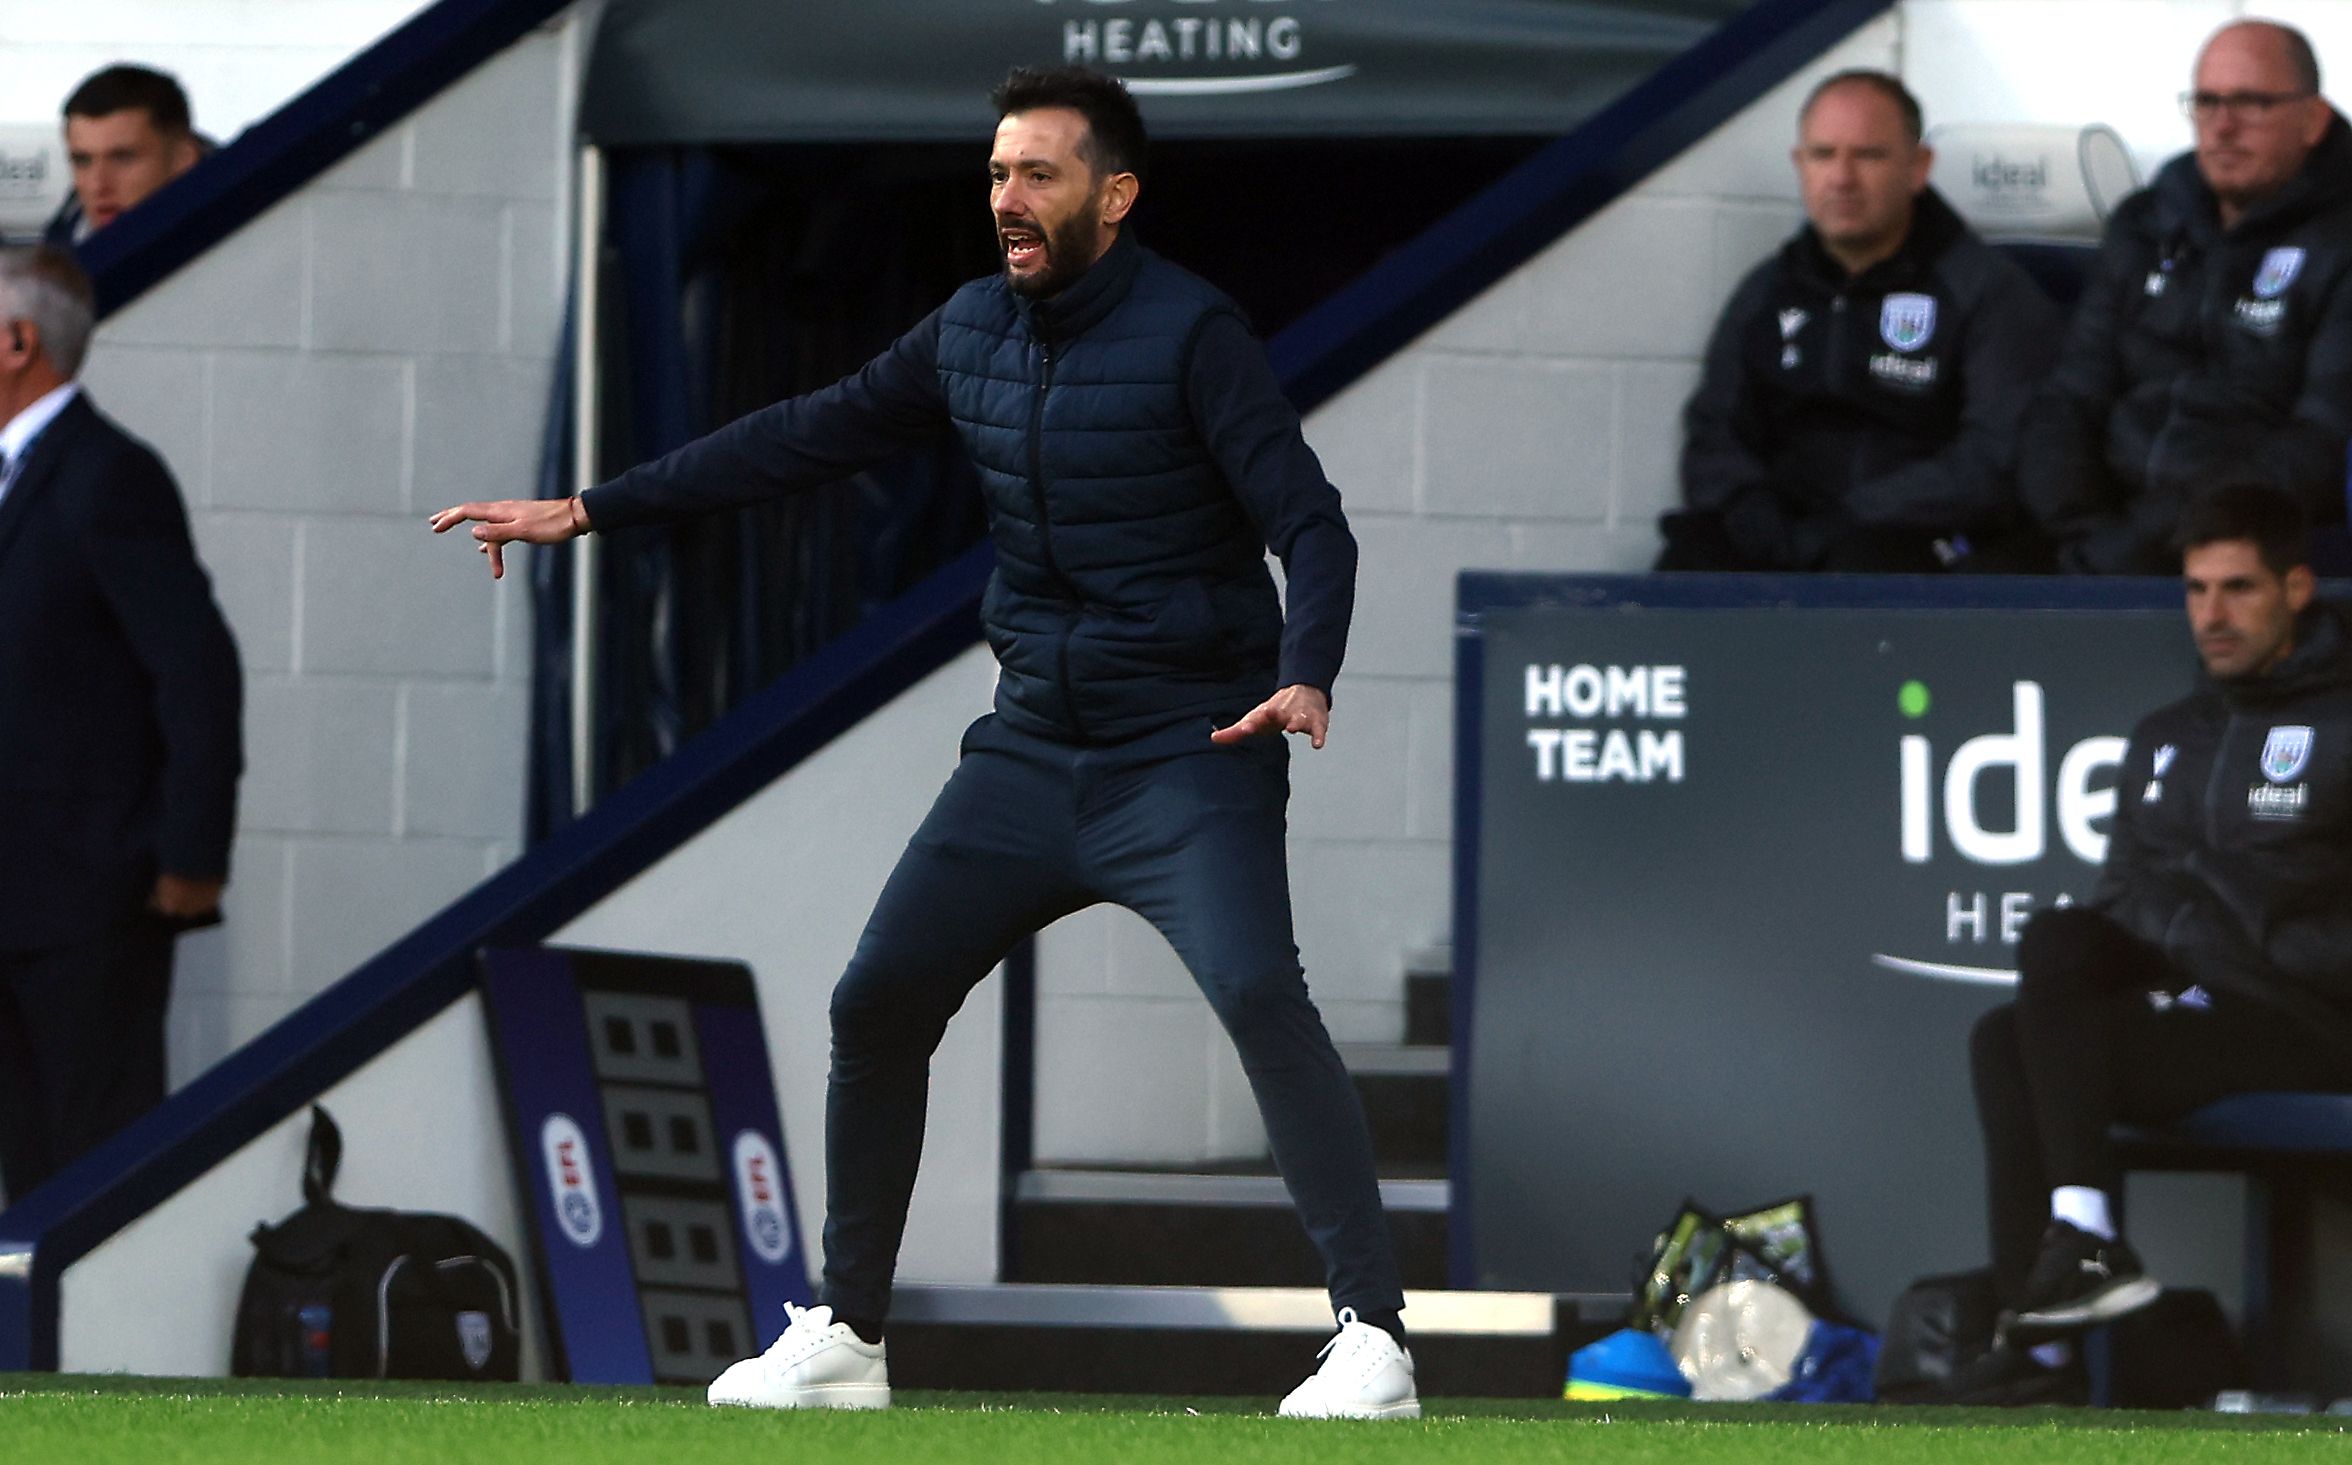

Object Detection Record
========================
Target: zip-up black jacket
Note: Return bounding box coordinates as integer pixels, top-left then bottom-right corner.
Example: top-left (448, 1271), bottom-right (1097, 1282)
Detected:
top-left (2095, 602), bottom-right (2352, 1052)
top-left (583, 232), bottom-right (1356, 745)
top-left (1680, 188), bottom-right (2058, 567)
top-left (2021, 117), bottom-right (2352, 574)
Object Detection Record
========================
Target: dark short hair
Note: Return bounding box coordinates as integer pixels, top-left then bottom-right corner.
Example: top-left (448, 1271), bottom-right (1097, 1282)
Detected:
top-left (2175, 483), bottom-right (2311, 577)
top-left (990, 66), bottom-right (1147, 184)
top-left (1801, 69), bottom-right (1924, 144)
top-left (63, 64), bottom-right (192, 137)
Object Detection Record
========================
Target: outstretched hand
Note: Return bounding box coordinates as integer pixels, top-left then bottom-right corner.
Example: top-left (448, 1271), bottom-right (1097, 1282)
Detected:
top-left (427, 497), bottom-right (588, 579)
top-left (1210, 685), bottom-right (1331, 750)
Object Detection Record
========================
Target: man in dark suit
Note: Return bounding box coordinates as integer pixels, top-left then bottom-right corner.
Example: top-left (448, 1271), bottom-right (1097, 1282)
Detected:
top-left (0, 245), bottom-right (241, 1205)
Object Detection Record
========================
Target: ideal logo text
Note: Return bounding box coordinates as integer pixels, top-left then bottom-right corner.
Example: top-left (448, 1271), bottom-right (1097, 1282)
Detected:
top-left (1898, 681), bottom-right (2126, 866)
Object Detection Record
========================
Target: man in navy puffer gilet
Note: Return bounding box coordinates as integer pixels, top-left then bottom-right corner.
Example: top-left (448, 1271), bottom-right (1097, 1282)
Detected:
top-left (942, 228), bottom-right (1318, 742)
top-left (430, 68), bottom-right (1412, 1417)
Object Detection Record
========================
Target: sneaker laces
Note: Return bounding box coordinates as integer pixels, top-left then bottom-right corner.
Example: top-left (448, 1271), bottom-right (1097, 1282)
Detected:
top-left (763, 1301), bottom-right (837, 1366)
top-left (1311, 1306), bottom-right (1396, 1385)
top-left (1312, 1306), bottom-right (1360, 1364)
top-left (1317, 1316), bottom-right (1354, 1373)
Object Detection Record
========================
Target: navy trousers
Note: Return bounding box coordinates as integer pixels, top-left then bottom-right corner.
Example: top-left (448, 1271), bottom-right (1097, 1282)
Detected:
top-left (0, 915), bottom-right (173, 1205)
top-left (818, 713), bottom-right (1404, 1323)
top-left (1970, 907), bottom-right (2352, 1303)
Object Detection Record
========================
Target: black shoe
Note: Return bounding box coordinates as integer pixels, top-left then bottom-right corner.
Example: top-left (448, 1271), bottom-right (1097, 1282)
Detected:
top-left (1932, 1342), bottom-right (2090, 1408)
top-left (2001, 1221), bottom-right (2160, 1342)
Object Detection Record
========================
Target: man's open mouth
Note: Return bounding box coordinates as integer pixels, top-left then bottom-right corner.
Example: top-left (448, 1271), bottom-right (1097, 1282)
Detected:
top-left (1001, 226), bottom-right (1045, 269)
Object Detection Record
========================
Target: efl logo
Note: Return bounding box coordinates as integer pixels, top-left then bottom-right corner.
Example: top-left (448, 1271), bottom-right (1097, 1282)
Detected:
top-left (733, 1131), bottom-right (791, 1265)
top-left (1896, 680), bottom-right (2125, 866)
top-left (540, 1114), bottom-right (603, 1249)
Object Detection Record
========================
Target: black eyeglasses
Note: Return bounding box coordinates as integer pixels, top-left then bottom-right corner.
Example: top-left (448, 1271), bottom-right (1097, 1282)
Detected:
top-left (2181, 89), bottom-right (2316, 122)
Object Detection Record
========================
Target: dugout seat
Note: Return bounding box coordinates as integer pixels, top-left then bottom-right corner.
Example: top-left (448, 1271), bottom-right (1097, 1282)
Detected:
top-left (1926, 122), bottom-right (2140, 244)
top-left (2113, 1093), bottom-right (2352, 1395)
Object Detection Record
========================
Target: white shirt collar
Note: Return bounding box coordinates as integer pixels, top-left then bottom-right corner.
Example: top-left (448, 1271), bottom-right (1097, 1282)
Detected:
top-left (0, 381), bottom-right (81, 470)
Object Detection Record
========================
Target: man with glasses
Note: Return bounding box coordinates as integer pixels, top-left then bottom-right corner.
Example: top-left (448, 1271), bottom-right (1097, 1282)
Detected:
top-left (2020, 20), bottom-right (2352, 574)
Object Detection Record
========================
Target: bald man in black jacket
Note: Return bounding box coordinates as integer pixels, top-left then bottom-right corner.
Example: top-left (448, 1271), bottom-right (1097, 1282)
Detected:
top-left (2020, 21), bottom-right (2352, 574)
top-left (1664, 70), bottom-right (2057, 573)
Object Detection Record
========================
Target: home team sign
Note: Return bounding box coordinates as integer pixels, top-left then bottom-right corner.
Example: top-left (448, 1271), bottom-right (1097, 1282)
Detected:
top-left (1456, 575), bottom-right (2195, 1319)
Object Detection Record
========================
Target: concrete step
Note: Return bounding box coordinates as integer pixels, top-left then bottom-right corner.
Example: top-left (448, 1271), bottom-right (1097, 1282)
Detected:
top-left (1403, 945), bottom-right (1454, 1048)
top-left (1407, 970), bottom-right (1452, 1048)
top-left (1006, 1169), bottom-right (1450, 1289)
top-left (884, 1282), bottom-right (1619, 1398)
top-left (1341, 1042), bottom-right (1450, 1171)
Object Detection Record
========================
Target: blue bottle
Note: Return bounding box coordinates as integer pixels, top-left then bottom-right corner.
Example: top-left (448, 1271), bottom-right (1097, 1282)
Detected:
top-left (297, 1304), bottom-right (333, 1377)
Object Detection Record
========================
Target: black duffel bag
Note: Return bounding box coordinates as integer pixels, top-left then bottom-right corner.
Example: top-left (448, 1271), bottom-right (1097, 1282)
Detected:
top-left (231, 1105), bottom-right (521, 1381)
top-left (1874, 1266), bottom-right (2001, 1403)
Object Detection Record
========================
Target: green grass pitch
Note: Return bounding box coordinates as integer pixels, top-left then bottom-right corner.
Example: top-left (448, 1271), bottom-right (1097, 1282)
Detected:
top-left (4, 1376), bottom-right (2349, 1464)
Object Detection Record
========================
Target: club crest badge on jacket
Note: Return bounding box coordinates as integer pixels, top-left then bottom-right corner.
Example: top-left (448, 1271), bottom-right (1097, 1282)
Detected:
top-left (1879, 293), bottom-right (1937, 352)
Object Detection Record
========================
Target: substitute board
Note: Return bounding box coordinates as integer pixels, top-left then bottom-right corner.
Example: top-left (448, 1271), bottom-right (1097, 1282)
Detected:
top-left (480, 946), bottom-right (811, 1384)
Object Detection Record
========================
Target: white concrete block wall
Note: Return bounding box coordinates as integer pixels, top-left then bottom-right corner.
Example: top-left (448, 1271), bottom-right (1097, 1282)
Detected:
top-left (0, 1), bottom-right (437, 138)
top-left (65, 20), bottom-right (577, 1086)
top-left (1905, 2), bottom-right (2352, 180)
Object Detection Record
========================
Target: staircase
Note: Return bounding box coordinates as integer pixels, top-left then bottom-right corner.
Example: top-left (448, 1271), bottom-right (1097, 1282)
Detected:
top-left (886, 948), bottom-right (1625, 1397)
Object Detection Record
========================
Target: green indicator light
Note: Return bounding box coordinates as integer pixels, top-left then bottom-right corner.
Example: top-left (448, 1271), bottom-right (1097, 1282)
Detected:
top-left (1898, 680), bottom-right (1931, 719)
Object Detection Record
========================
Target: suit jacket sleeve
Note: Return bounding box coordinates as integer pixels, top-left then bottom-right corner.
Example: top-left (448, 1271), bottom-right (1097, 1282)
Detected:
top-left (79, 441), bottom-right (244, 880)
top-left (583, 310), bottom-right (950, 531)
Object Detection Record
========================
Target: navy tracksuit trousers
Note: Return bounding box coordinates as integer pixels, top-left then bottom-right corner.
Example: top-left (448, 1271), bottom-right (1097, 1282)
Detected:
top-left (817, 712), bottom-right (1405, 1323)
top-left (1970, 907), bottom-right (2352, 1303)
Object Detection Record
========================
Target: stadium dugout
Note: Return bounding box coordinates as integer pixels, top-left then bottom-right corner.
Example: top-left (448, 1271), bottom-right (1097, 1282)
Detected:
top-left (6, 0), bottom-right (2351, 1406)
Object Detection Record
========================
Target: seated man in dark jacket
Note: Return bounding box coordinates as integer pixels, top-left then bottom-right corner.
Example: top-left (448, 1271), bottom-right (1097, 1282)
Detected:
top-left (1955, 484), bottom-right (2352, 1404)
top-left (1661, 69), bottom-right (2058, 573)
top-left (2021, 21), bottom-right (2352, 574)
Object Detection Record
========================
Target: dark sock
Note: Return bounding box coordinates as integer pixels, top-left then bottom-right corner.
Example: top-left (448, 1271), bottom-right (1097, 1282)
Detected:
top-left (1353, 1308), bottom-right (1407, 1349)
top-left (837, 1315), bottom-right (885, 1346)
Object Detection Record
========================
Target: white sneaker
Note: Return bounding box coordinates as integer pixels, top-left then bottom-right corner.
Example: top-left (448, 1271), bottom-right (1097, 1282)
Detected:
top-left (707, 1302), bottom-right (890, 1409)
top-left (1277, 1307), bottom-right (1420, 1419)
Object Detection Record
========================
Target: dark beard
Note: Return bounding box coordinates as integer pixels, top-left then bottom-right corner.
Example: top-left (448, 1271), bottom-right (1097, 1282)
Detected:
top-left (1003, 208), bottom-right (1105, 299)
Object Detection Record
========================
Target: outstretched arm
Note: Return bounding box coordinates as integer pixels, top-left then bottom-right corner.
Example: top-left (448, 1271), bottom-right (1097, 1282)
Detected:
top-left (429, 308), bottom-right (949, 577)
